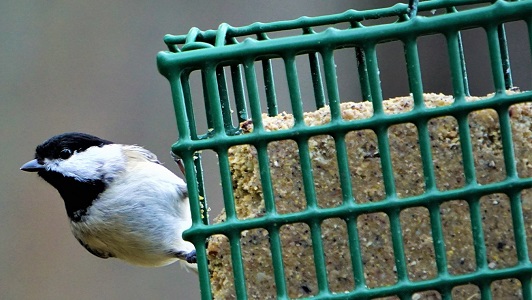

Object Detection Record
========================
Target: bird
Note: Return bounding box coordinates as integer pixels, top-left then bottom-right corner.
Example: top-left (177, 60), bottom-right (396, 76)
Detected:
top-left (20, 132), bottom-right (197, 269)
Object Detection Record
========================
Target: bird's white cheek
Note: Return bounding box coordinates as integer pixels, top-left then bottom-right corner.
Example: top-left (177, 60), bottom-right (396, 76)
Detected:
top-left (46, 145), bottom-right (126, 182)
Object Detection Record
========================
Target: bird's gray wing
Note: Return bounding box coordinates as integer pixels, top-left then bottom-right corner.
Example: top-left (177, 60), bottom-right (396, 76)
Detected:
top-left (76, 238), bottom-right (114, 259)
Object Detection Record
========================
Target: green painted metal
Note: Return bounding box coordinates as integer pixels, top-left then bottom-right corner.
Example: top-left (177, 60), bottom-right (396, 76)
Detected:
top-left (158, 1), bottom-right (532, 299)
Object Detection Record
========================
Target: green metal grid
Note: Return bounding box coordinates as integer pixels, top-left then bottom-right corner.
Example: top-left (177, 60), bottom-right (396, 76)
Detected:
top-left (157, 1), bottom-right (532, 299)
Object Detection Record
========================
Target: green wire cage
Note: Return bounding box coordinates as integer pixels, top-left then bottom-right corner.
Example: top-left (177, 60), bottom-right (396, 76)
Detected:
top-left (158, 1), bottom-right (532, 299)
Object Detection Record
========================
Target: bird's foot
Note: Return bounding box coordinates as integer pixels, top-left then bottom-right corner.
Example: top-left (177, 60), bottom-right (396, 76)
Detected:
top-left (185, 250), bottom-right (197, 264)
top-left (170, 152), bottom-right (186, 176)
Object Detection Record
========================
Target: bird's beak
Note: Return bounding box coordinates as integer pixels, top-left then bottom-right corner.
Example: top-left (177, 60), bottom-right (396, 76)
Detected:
top-left (20, 159), bottom-right (45, 172)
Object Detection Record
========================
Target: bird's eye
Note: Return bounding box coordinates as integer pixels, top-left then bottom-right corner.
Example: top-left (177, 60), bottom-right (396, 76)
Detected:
top-left (59, 148), bottom-right (72, 159)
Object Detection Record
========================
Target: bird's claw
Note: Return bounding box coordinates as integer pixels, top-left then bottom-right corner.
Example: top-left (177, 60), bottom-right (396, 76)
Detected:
top-left (185, 250), bottom-right (197, 264)
top-left (170, 152), bottom-right (186, 176)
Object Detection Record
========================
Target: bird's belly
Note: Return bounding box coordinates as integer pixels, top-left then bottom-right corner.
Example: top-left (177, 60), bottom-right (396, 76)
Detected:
top-left (71, 215), bottom-right (180, 267)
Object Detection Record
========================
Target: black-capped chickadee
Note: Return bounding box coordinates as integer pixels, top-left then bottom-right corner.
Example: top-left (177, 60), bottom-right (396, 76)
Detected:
top-left (20, 132), bottom-right (197, 269)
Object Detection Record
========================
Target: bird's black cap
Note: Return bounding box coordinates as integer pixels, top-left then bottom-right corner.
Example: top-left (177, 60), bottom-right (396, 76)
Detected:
top-left (34, 132), bottom-right (112, 161)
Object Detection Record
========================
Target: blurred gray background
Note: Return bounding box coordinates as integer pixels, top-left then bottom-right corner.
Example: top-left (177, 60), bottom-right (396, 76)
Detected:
top-left (1, 1), bottom-right (530, 299)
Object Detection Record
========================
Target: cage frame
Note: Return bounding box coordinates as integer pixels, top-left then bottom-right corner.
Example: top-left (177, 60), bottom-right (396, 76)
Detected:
top-left (157, 1), bottom-right (532, 299)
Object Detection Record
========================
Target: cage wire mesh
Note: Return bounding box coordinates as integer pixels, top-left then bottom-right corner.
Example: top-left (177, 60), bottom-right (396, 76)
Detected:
top-left (158, 0), bottom-right (532, 299)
